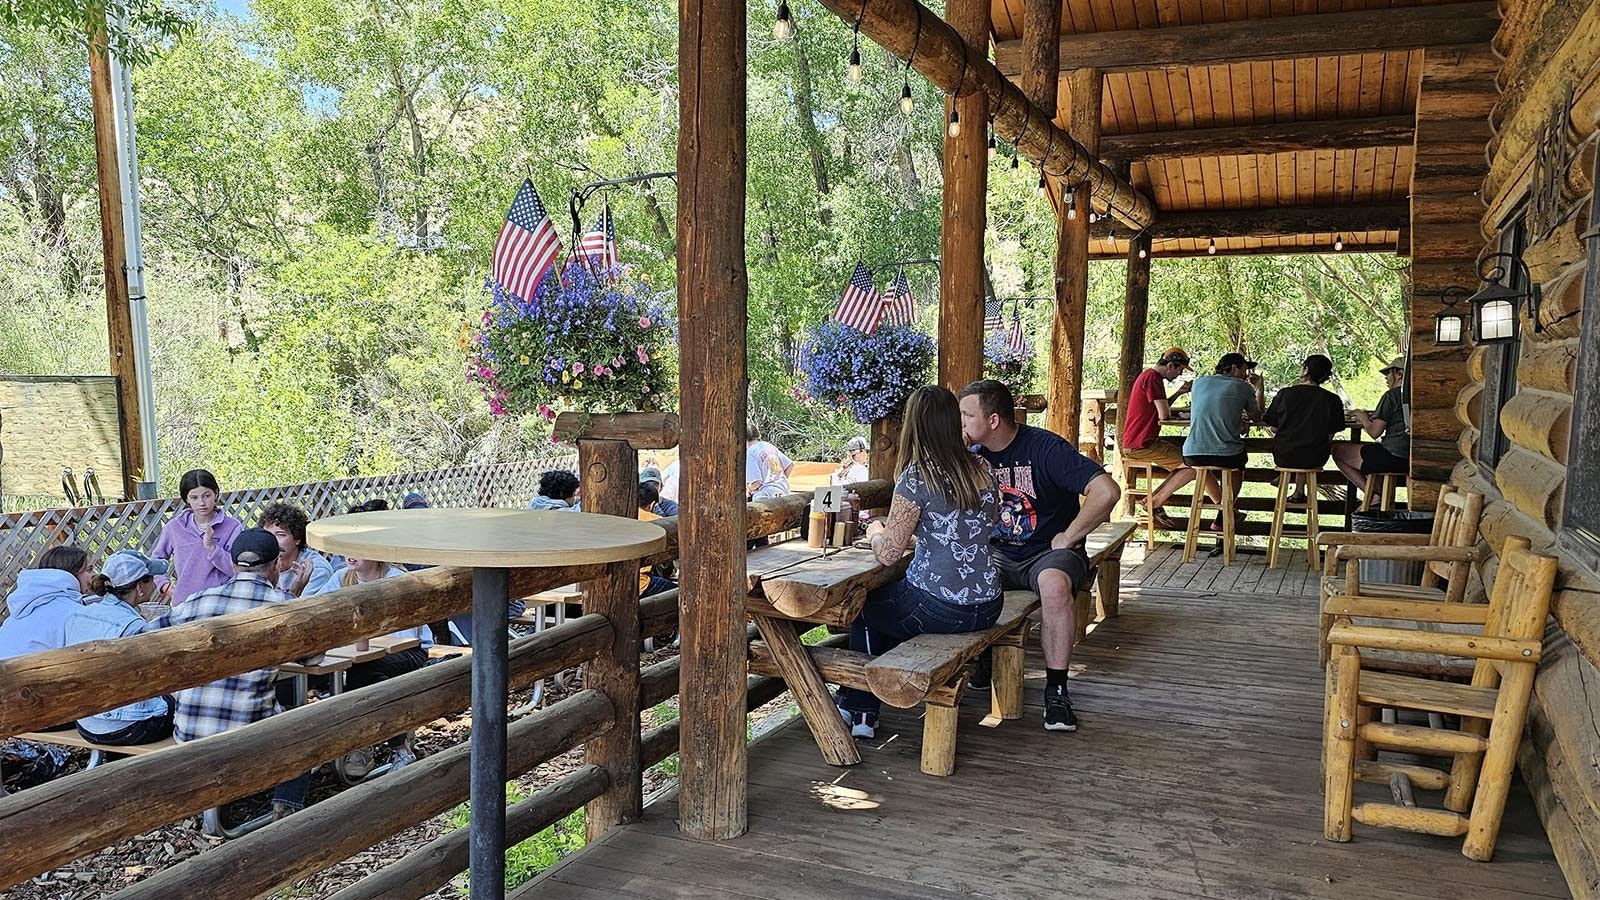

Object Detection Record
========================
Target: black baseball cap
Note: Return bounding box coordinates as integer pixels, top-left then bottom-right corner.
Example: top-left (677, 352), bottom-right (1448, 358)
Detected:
top-left (1215, 352), bottom-right (1257, 373)
top-left (232, 528), bottom-right (282, 566)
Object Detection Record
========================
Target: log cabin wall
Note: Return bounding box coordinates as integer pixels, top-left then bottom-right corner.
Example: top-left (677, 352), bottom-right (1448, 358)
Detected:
top-left (1451, 2), bottom-right (1600, 892)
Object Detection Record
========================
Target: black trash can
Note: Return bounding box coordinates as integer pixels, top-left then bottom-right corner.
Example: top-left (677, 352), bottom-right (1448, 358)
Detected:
top-left (1350, 510), bottom-right (1434, 584)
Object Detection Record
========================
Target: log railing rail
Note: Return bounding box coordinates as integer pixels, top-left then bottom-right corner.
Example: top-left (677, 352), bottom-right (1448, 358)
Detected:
top-left (0, 456), bottom-right (579, 600)
top-left (0, 480), bottom-right (891, 898)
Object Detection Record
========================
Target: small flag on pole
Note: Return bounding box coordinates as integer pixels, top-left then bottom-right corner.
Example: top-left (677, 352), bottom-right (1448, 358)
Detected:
top-left (572, 202), bottom-right (619, 273)
top-left (1006, 310), bottom-right (1029, 355)
top-left (984, 300), bottom-right (1005, 331)
top-left (833, 262), bottom-right (883, 334)
top-left (881, 268), bottom-right (915, 327)
top-left (491, 179), bottom-right (563, 304)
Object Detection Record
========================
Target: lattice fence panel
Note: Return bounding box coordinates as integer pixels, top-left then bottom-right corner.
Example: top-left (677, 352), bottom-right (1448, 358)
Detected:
top-left (0, 456), bottom-right (576, 601)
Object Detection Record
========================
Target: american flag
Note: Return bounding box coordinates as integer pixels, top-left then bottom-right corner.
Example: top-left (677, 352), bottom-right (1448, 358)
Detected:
top-left (1006, 311), bottom-right (1029, 355)
top-left (880, 268), bottom-right (915, 327)
top-left (984, 300), bottom-right (1005, 331)
top-left (491, 179), bottom-right (562, 304)
top-left (571, 205), bottom-right (618, 273)
top-left (833, 262), bottom-right (883, 334)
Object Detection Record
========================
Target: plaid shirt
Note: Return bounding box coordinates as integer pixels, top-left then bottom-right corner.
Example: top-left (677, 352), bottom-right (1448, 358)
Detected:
top-left (151, 573), bottom-right (293, 742)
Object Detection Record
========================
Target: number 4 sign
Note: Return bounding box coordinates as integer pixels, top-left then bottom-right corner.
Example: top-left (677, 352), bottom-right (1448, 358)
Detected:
top-left (812, 486), bottom-right (843, 513)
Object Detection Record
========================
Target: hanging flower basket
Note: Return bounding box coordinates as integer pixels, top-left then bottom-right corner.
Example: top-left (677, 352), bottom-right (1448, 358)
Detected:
top-left (469, 266), bottom-right (676, 418)
top-left (798, 320), bottom-right (934, 424)
top-left (984, 330), bottom-right (1037, 397)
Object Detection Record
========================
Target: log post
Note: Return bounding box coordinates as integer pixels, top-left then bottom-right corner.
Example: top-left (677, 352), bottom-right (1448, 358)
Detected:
top-left (676, 0), bottom-right (749, 841)
top-left (1020, 0), bottom-right (1061, 112)
top-left (1116, 231), bottom-right (1153, 438)
top-left (577, 437), bottom-right (642, 841)
top-left (1046, 68), bottom-right (1101, 442)
top-left (937, 0), bottom-right (989, 392)
top-left (88, 17), bottom-right (143, 501)
top-left (869, 417), bottom-right (901, 484)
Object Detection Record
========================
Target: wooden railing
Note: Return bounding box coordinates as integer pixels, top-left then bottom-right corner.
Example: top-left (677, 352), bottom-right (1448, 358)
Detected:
top-left (0, 456), bottom-right (578, 596)
top-left (0, 480), bottom-right (892, 899)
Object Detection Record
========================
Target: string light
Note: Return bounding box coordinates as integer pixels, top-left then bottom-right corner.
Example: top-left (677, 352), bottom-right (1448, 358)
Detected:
top-left (948, 108), bottom-right (961, 137)
top-left (1064, 192), bottom-right (1076, 220)
top-left (773, 1), bottom-right (793, 40)
top-left (1334, 234), bottom-right (1344, 251)
top-left (900, 81), bottom-right (914, 114)
top-left (1138, 244), bottom-right (1148, 259)
top-left (847, 43), bottom-right (862, 84)
top-left (1207, 237), bottom-right (1217, 255)
top-left (1087, 211), bottom-right (1098, 224)
top-left (987, 126), bottom-right (997, 161)
top-left (1011, 153), bottom-right (1020, 170)
top-left (1037, 173), bottom-right (1048, 196)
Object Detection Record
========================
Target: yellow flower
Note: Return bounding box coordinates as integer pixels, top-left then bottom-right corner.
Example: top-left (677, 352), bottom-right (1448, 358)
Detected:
top-left (518, 354), bottom-right (530, 365)
top-left (574, 379), bottom-right (584, 389)
top-left (561, 370), bottom-right (571, 384)
top-left (641, 273), bottom-right (652, 284)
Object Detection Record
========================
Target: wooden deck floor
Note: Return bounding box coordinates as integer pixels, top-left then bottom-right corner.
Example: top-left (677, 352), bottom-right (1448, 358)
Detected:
top-left (520, 543), bottom-right (1570, 900)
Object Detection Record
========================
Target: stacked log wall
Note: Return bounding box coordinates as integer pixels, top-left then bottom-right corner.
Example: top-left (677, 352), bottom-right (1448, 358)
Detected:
top-left (1454, 10), bottom-right (1600, 892)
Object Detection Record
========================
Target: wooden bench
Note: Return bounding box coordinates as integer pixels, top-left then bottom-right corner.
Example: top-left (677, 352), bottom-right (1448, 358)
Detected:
top-left (1077, 520), bottom-right (1138, 642)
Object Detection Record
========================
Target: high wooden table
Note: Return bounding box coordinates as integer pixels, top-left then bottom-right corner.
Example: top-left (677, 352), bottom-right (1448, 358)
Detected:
top-left (308, 508), bottom-right (665, 900)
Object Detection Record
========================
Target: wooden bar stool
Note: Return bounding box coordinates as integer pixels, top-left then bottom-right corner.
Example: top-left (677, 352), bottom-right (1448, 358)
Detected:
top-left (1120, 458), bottom-right (1160, 549)
top-left (1268, 467), bottom-right (1321, 570)
top-left (1182, 467), bottom-right (1239, 564)
top-left (1359, 472), bottom-right (1406, 511)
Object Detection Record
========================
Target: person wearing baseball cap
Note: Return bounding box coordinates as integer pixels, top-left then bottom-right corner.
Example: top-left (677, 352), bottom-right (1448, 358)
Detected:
top-left (1333, 356), bottom-right (1410, 492)
top-left (832, 435), bottom-right (871, 486)
top-left (1119, 347), bottom-right (1203, 528)
top-left (638, 466), bottom-right (679, 516)
top-left (1182, 351), bottom-right (1265, 531)
top-left (64, 550), bottom-right (175, 746)
top-left (145, 527), bottom-right (309, 820)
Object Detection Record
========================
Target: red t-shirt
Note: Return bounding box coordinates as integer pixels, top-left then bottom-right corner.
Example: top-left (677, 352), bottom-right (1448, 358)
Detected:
top-left (1122, 368), bottom-right (1168, 450)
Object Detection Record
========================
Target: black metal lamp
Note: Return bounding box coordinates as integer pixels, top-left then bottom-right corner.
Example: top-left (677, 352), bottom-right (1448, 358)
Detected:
top-left (1431, 287), bottom-right (1470, 347)
top-left (1468, 251), bottom-right (1542, 344)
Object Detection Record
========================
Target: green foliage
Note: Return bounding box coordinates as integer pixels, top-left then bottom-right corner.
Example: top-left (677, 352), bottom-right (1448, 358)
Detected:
top-left (2, 0), bottom-right (190, 63)
top-left (446, 792), bottom-right (586, 891)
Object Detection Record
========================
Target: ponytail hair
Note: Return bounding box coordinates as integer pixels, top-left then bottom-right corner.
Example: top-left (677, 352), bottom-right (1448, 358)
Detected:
top-left (89, 573), bottom-right (114, 596)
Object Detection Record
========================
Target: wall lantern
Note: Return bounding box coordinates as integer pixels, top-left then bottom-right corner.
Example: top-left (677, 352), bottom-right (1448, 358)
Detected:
top-left (1469, 251), bottom-right (1542, 344)
top-left (1431, 287), bottom-right (1470, 347)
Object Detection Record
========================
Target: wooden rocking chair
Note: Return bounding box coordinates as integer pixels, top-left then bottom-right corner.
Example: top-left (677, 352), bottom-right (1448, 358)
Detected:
top-left (1316, 485), bottom-right (1485, 667)
top-left (1321, 536), bottom-right (1556, 861)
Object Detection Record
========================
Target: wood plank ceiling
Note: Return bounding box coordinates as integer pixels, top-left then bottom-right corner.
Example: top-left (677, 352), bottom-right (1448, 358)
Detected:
top-left (989, 0), bottom-right (1470, 258)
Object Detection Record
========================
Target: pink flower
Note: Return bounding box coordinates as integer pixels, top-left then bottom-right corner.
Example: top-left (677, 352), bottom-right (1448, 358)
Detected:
top-left (639, 316), bottom-right (652, 328)
top-left (612, 357), bottom-right (624, 368)
top-left (573, 361), bottom-right (586, 375)
top-left (636, 346), bottom-right (650, 364)
top-left (598, 366), bottom-right (612, 377)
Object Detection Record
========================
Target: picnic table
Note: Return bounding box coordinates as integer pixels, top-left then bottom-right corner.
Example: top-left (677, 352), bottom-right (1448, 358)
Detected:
top-left (307, 508), bottom-right (665, 900)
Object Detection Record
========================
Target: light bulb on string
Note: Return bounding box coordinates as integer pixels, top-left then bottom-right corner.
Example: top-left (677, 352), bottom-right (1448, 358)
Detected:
top-left (899, 81), bottom-right (914, 114)
top-left (847, 44), bottom-right (862, 85)
top-left (1087, 211), bottom-right (1098, 224)
top-left (987, 132), bottom-right (997, 161)
top-left (948, 108), bottom-right (961, 137)
top-left (1334, 234), bottom-right (1344, 251)
top-left (1038, 173), bottom-right (1048, 196)
top-left (1207, 237), bottom-right (1217, 255)
top-left (772, 1), bottom-right (793, 40)
top-left (1011, 153), bottom-right (1020, 170)
top-left (1065, 192), bottom-right (1076, 220)
top-left (1138, 244), bottom-right (1148, 259)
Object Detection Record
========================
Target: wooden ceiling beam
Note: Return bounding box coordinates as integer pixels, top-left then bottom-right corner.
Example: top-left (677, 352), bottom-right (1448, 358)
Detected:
top-left (809, 0), bottom-right (1155, 228)
top-left (1097, 115), bottom-right (1416, 162)
top-left (1089, 241), bottom-right (1399, 261)
top-left (993, 1), bottom-right (1500, 75)
top-left (1089, 202), bottom-right (1408, 240)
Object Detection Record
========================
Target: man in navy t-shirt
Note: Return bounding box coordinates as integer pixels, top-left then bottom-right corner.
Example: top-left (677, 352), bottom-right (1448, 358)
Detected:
top-left (959, 380), bottom-right (1121, 733)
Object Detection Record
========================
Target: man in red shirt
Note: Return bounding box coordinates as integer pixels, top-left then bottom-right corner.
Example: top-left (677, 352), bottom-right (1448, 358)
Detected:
top-left (1119, 347), bottom-right (1215, 526)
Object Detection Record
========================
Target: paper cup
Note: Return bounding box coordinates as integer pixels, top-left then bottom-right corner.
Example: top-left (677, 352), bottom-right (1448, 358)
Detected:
top-left (138, 602), bottom-right (171, 621)
top-left (354, 639), bottom-right (371, 652)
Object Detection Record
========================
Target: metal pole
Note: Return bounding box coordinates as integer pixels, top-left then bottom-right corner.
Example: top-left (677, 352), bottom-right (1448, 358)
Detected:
top-left (109, 14), bottom-right (159, 493)
top-left (470, 567), bottom-right (509, 899)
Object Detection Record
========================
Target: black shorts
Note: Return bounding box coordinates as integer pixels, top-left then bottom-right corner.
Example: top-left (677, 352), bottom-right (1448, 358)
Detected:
top-left (995, 547), bottom-right (1092, 596)
top-left (1273, 451), bottom-right (1331, 471)
top-left (1359, 444), bottom-right (1408, 475)
top-left (1183, 452), bottom-right (1248, 470)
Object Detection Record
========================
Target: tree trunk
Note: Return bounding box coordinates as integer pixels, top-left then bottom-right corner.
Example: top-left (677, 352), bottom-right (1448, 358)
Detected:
top-left (789, 39), bottom-right (833, 225)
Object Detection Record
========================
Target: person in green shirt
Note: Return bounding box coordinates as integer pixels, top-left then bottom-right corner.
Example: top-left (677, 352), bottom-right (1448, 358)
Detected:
top-left (1332, 358), bottom-right (1409, 493)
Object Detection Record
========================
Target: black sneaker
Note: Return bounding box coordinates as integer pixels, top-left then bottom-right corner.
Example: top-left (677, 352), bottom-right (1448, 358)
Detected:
top-left (968, 651), bottom-right (993, 691)
top-left (1044, 684), bottom-right (1078, 732)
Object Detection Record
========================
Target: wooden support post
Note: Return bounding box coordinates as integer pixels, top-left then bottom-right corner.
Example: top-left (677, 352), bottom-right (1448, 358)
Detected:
top-left (1046, 68), bottom-right (1100, 442)
top-left (1116, 232), bottom-right (1153, 437)
top-left (577, 438), bottom-right (642, 842)
top-left (869, 416), bottom-right (900, 484)
top-left (676, 0), bottom-right (749, 840)
top-left (1020, 0), bottom-right (1061, 112)
top-left (937, 0), bottom-right (989, 393)
top-left (921, 703), bottom-right (960, 776)
top-left (991, 642), bottom-right (1025, 720)
top-left (88, 17), bottom-right (143, 501)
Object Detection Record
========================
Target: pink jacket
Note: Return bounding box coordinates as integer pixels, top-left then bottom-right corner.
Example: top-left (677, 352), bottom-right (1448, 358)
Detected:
top-left (151, 509), bottom-right (244, 603)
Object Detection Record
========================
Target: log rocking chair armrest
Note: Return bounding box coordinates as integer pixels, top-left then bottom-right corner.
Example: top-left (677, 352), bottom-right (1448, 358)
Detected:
top-left (1333, 544), bottom-right (1476, 596)
top-left (1326, 622), bottom-right (1540, 663)
top-left (1318, 532), bottom-right (1431, 575)
top-left (1321, 594), bottom-right (1491, 627)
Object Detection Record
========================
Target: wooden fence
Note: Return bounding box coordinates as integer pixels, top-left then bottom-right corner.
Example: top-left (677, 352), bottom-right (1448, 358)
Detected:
top-left (0, 457), bottom-right (578, 596)
top-left (0, 480), bottom-right (894, 899)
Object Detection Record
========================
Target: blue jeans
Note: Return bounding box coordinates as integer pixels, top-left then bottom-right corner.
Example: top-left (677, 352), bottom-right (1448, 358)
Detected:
top-left (836, 579), bottom-right (1002, 717)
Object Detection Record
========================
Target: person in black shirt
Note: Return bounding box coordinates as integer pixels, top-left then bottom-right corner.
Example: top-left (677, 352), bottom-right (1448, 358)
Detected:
top-left (1264, 354), bottom-right (1345, 503)
top-left (958, 380), bottom-right (1120, 733)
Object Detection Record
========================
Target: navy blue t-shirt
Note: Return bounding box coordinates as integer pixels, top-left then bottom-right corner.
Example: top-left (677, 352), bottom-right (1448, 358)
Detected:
top-left (974, 424), bottom-right (1106, 560)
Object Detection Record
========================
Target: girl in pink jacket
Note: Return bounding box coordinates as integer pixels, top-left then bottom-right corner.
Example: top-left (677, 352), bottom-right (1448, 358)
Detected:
top-left (150, 469), bottom-right (243, 604)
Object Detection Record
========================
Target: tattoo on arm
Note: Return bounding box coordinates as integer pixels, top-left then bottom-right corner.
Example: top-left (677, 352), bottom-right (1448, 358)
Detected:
top-left (876, 495), bottom-right (921, 565)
